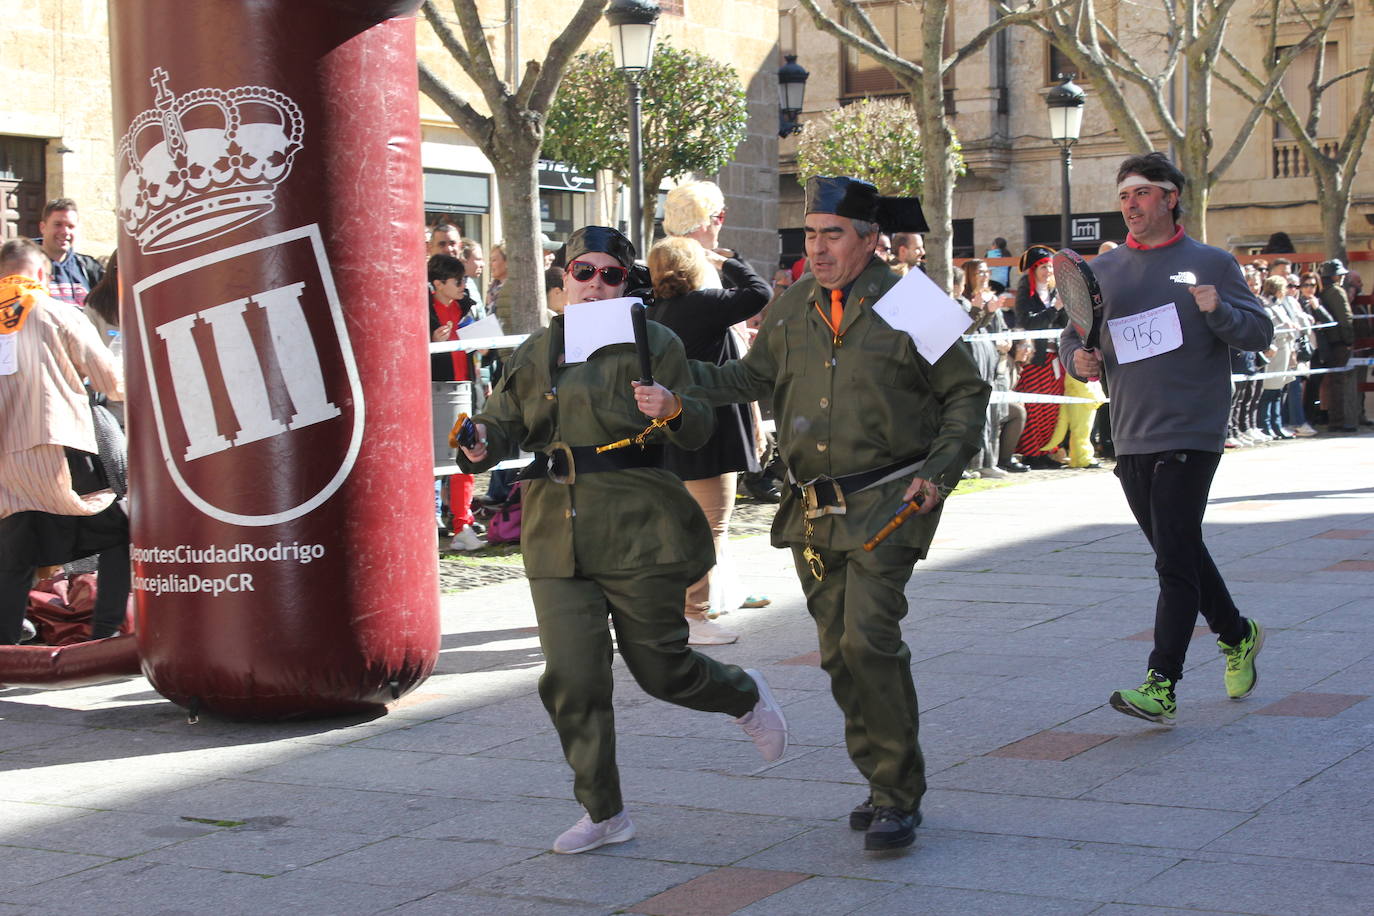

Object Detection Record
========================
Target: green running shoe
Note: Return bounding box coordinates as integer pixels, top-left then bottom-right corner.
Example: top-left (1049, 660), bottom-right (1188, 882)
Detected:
top-left (1218, 619), bottom-right (1264, 699)
top-left (1110, 669), bottom-right (1177, 725)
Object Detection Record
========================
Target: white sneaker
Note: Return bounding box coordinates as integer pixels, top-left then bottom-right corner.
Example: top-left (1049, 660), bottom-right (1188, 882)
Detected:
top-left (1246, 427), bottom-right (1271, 442)
top-left (688, 616), bottom-right (739, 645)
top-left (736, 668), bottom-right (788, 762)
top-left (448, 525), bottom-right (486, 551)
top-left (552, 810), bottom-right (635, 854)
top-left (1224, 437), bottom-right (1243, 449)
top-left (977, 466), bottom-right (1007, 479)
top-left (1294, 424), bottom-right (1318, 437)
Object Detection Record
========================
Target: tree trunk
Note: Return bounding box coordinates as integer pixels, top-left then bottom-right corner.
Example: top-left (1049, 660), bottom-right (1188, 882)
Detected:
top-left (1313, 163), bottom-right (1351, 263)
top-left (1180, 51), bottom-right (1213, 243)
top-left (916, 4), bottom-right (953, 294)
top-left (491, 146), bottom-right (549, 333)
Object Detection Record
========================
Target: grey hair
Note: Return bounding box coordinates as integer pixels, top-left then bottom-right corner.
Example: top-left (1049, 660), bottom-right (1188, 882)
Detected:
top-left (850, 218), bottom-right (880, 239)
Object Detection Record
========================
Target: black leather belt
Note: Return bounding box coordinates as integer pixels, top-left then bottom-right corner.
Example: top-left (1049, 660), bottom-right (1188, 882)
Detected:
top-left (521, 443), bottom-right (664, 483)
top-left (789, 454), bottom-right (927, 517)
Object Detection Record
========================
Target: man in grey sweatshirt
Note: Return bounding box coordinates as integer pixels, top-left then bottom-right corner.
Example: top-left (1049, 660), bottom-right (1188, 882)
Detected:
top-left (1060, 152), bottom-right (1273, 725)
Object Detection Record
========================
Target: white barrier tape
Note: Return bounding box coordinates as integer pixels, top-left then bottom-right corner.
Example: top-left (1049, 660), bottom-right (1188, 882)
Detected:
top-left (964, 323), bottom-right (1340, 345)
top-left (1275, 322), bottom-right (1336, 335)
top-left (434, 454), bottom-right (533, 478)
top-left (991, 391), bottom-right (1103, 404)
top-left (963, 328), bottom-right (1063, 343)
top-left (430, 334), bottom-right (531, 353)
top-left (1233, 357), bottom-right (1372, 383)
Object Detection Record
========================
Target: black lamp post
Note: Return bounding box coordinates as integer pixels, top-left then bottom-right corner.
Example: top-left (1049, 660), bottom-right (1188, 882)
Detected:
top-left (778, 54), bottom-right (809, 137)
top-left (1045, 73), bottom-right (1086, 251)
top-left (606, 0), bottom-right (661, 254)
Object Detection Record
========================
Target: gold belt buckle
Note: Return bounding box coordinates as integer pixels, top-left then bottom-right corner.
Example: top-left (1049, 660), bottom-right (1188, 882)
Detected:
top-left (546, 442), bottom-right (576, 485)
top-left (801, 478), bottom-right (847, 520)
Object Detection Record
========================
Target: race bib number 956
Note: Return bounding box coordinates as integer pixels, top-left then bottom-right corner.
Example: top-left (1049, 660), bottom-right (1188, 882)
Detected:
top-left (1107, 303), bottom-right (1183, 364)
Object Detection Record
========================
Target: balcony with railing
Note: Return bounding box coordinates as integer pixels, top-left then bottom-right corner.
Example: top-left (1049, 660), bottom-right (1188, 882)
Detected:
top-left (1272, 138), bottom-right (1341, 179)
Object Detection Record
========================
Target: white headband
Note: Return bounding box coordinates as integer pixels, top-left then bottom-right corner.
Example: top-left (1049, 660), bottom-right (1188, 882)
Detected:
top-left (1118, 174), bottom-right (1178, 194)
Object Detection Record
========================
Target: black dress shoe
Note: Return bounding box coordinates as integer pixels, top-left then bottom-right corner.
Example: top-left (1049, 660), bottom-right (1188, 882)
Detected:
top-left (850, 796), bottom-right (874, 831)
top-left (1000, 459), bottom-right (1029, 473)
top-left (864, 806), bottom-right (921, 850)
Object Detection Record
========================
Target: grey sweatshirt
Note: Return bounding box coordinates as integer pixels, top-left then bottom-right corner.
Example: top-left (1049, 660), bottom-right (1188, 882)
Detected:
top-left (1059, 233), bottom-right (1273, 456)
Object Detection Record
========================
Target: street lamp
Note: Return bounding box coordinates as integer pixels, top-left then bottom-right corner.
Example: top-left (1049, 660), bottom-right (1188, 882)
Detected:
top-left (1045, 73), bottom-right (1086, 251)
top-left (778, 54), bottom-right (809, 137)
top-left (606, 0), bottom-right (661, 253)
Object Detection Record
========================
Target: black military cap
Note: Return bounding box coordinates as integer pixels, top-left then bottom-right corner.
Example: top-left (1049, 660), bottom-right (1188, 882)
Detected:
top-left (804, 176), bottom-right (929, 233)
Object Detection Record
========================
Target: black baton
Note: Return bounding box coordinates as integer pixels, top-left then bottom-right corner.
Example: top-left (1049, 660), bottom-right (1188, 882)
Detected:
top-left (630, 302), bottom-right (653, 386)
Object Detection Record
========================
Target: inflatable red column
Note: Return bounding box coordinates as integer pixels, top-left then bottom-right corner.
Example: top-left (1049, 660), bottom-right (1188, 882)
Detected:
top-left (109, 0), bottom-right (439, 718)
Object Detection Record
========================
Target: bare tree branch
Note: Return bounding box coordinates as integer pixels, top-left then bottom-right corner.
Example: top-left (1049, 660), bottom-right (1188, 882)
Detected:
top-left (450, 0), bottom-right (508, 111)
top-left (1208, 26), bottom-right (1325, 182)
top-left (1335, 44), bottom-right (1374, 171)
top-left (950, 1), bottom-right (1070, 71)
top-left (833, 0), bottom-right (886, 49)
top-left (417, 61), bottom-right (490, 143)
top-left (526, 0), bottom-right (607, 112)
top-left (1026, 7), bottom-right (1156, 151)
top-left (796, 0), bottom-right (922, 81)
top-left (1316, 66), bottom-right (1371, 96)
top-left (1217, 46), bottom-right (1264, 96)
top-left (422, 1), bottom-right (473, 72)
top-left (513, 59), bottom-right (542, 110)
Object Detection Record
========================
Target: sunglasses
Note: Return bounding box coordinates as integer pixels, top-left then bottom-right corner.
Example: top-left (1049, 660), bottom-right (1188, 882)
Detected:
top-left (566, 260), bottom-right (629, 285)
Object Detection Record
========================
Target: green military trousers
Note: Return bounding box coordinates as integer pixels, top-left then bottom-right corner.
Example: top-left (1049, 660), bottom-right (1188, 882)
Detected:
top-left (790, 542), bottom-right (926, 813)
top-left (528, 561), bottom-right (759, 822)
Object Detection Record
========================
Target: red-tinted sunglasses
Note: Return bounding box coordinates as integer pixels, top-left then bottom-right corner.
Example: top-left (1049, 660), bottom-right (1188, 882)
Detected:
top-left (566, 260), bottom-right (628, 285)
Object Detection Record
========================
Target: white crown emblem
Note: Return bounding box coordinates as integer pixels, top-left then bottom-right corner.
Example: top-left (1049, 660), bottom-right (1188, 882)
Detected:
top-left (117, 69), bottom-right (304, 254)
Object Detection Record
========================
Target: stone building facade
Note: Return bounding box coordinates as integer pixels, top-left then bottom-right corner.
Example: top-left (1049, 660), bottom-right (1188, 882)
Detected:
top-left (2, 1), bottom-right (118, 254)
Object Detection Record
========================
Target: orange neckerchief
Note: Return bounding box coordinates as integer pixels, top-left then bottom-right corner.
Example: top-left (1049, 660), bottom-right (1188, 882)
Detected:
top-left (0, 275), bottom-right (45, 335)
top-left (815, 288), bottom-right (847, 345)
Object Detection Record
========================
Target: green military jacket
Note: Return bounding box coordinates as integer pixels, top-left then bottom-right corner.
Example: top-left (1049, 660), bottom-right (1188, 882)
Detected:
top-left (459, 316), bottom-right (715, 579)
top-left (1321, 285), bottom-right (1354, 347)
top-left (694, 258), bottom-right (989, 553)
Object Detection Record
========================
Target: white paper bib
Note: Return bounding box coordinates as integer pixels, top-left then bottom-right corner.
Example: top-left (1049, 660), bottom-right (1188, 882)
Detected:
top-left (1107, 302), bottom-right (1183, 364)
top-left (0, 334), bottom-right (16, 376)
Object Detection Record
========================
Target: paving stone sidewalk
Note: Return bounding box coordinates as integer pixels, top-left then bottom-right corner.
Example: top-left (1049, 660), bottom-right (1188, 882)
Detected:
top-left (2, 433), bottom-right (1371, 915)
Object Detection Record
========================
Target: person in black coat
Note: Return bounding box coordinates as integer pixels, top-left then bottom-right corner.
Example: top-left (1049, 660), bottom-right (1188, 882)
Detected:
top-left (647, 237), bottom-right (770, 645)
